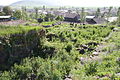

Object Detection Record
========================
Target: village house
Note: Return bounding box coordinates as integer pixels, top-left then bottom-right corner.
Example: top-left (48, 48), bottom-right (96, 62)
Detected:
top-left (64, 12), bottom-right (80, 22)
top-left (86, 16), bottom-right (107, 24)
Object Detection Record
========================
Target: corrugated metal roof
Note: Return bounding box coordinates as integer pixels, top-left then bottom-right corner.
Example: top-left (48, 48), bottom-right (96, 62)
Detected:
top-left (93, 18), bottom-right (107, 24)
top-left (64, 12), bottom-right (79, 18)
top-left (86, 16), bottom-right (95, 19)
top-left (0, 16), bottom-right (11, 18)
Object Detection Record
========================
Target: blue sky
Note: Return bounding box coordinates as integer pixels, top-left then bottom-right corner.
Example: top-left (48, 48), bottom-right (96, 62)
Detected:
top-left (0, 0), bottom-right (120, 7)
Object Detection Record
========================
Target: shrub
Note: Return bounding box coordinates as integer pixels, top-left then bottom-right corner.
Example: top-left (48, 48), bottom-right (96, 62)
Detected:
top-left (84, 62), bottom-right (98, 76)
top-left (65, 43), bottom-right (73, 53)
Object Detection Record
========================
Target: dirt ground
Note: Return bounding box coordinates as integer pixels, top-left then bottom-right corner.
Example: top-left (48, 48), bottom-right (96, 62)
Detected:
top-left (0, 20), bottom-right (28, 26)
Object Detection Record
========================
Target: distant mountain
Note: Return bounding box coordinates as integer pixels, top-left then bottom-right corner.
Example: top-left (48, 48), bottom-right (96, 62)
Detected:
top-left (10, 0), bottom-right (66, 8)
top-left (7, 0), bottom-right (120, 8)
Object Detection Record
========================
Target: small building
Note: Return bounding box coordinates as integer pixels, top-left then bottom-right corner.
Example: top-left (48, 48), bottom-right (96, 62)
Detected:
top-left (105, 17), bottom-right (118, 22)
top-left (0, 16), bottom-right (11, 22)
top-left (86, 16), bottom-right (107, 24)
top-left (64, 12), bottom-right (80, 22)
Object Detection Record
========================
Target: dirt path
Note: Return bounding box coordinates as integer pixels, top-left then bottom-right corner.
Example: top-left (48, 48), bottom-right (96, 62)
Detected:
top-left (81, 29), bottom-right (119, 62)
top-left (90, 29), bottom-right (120, 61)
top-left (0, 20), bottom-right (28, 26)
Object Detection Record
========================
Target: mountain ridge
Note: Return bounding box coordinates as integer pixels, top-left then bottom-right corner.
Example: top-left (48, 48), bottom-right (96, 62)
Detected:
top-left (10, 0), bottom-right (66, 8)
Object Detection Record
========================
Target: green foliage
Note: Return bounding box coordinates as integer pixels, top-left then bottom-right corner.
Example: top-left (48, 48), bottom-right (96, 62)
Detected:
top-left (13, 10), bottom-right (22, 19)
top-left (84, 62), bottom-right (98, 76)
top-left (117, 7), bottom-right (120, 25)
top-left (0, 12), bottom-right (5, 16)
top-left (44, 14), bottom-right (55, 21)
top-left (95, 8), bottom-right (101, 18)
top-left (0, 25), bottom-right (41, 36)
top-left (0, 23), bottom-right (119, 80)
top-left (34, 7), bottom-right (39, 19)
top-left (65, 43), bottom-right (73, 53)
top-left (55, 16), bottom-right (64, 21)
top-left (81, 8), bottom-right (86, 24)
top-left (3, 6), bottom-right (12, 15)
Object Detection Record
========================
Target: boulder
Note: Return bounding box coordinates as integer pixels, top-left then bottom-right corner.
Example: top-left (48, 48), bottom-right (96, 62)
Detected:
top-left (116, 57), bottom-right (120, 64)
top-left (79, 57), bottom-right (85, 64)
top-left (38, 29), bottom-right (46, 37)
top-left (87, 42), bottom-right (99, 46)
top-left (116, 73), bottom-right (120, 76)
top-left (113, 28), bottom-right (119, 31)
top-left (64, 78), bottom-right (72, 80)
top-left (80, 44), bottom-right (88, 49)
top-left (88, 48), bottom-right (95, 51)
top-left (92, 52), bottom-right (99, 56)
top-left (79, 49), bottom-right (85, 54)
top-left (117, 58), bottom-right (120, 61)
top-left (64, 74), bottom-right (72, 80)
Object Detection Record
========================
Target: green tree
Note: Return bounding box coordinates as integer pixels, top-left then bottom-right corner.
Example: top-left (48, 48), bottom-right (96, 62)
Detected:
top-left (29, 13), bottom-right (35, 19)
top-left (21, 6), bottom-right (29, 20)
top-left (3, 6), bottom-right (12, 15)
top-left (13, 10), bottom-right (22, 19)
top-left (95, 8), bottom-right (101, 18)
top-left (34, 7), bottom-right (39, 19)
top-left (80, 8), bottom-right (86, 24)
top-left (55, 16), bottom-right (64, 21)
top-left (117, 7), bottom-right (120, 25)
top-left (43, 5), bottom-right (46, 10)
top-left (0, 12), bottom-right (5, 16)
top-left (101, 12), bottom-right (107, 18)
top-left (106, 6), bottom-right (113, 25)
top-left (44, 14), bottom-right (55, 21)
top-left (21, 6), bottom-right (27, 12)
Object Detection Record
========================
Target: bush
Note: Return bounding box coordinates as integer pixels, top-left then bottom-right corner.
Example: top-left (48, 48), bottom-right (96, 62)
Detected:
top-left (65, 43), bottom-right (72, 53)
top-left (84, 62), bottom-right (98, 76)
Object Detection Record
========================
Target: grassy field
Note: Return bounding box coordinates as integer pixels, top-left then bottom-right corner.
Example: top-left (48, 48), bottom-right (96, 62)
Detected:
top-left (0, 25), bottom-right (43, 36)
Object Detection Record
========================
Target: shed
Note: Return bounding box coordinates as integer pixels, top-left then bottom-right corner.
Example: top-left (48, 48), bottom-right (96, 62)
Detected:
top-left (0, 16), bottom-right (11, 22)
top-left (86, 17), bottom-right (107, 24)
top-left (105, 17), bottom-right (118, 22)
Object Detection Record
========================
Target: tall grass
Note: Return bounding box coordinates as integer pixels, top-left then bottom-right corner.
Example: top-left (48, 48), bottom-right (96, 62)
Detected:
top-left (0, 25), bottom-right (42, 36)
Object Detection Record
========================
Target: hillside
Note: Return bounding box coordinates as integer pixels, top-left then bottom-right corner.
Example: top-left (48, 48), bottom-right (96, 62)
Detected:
top-left (0, 20), bottom-right (120, 79)
top-left (10, 0), bottom-right (65, 8)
